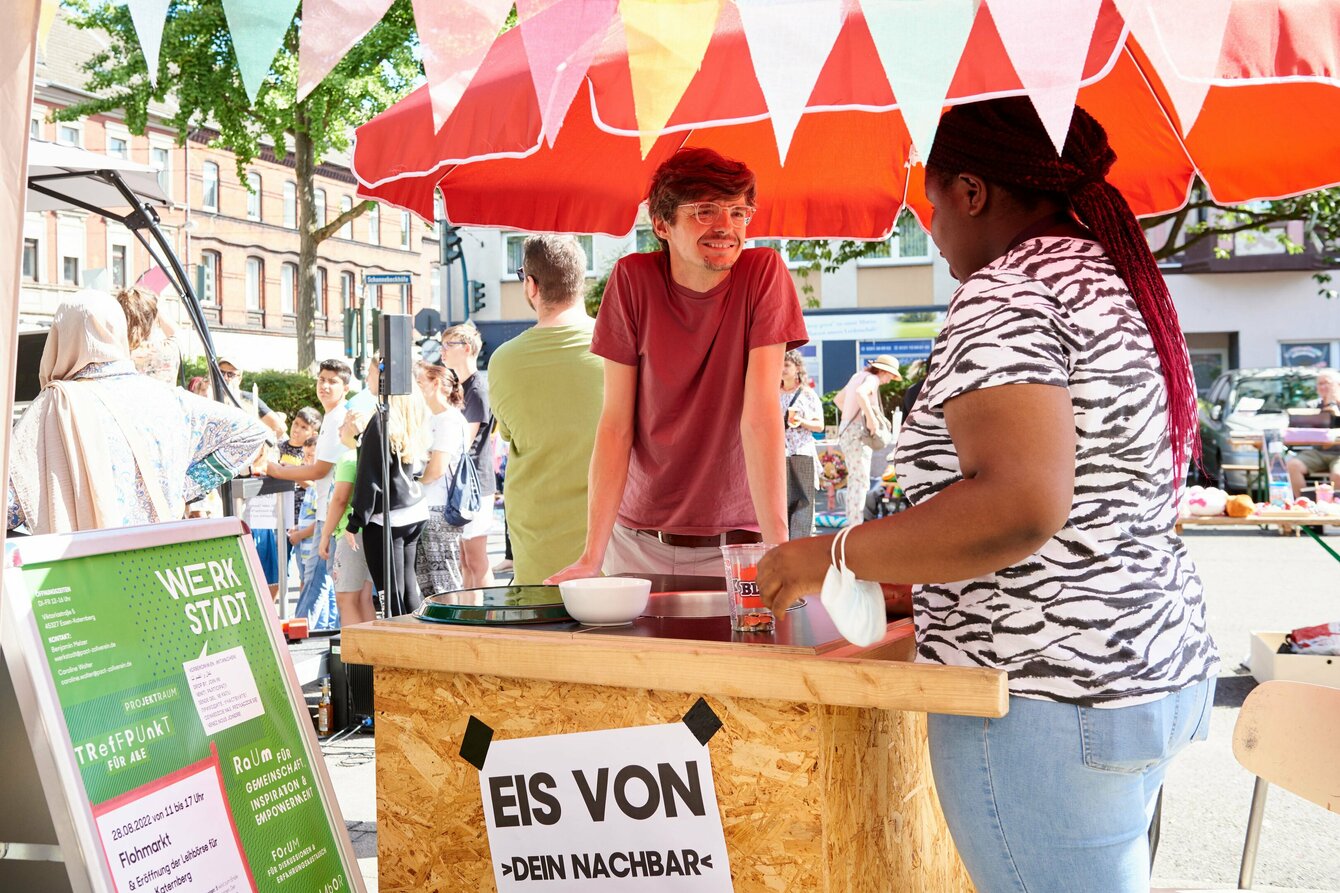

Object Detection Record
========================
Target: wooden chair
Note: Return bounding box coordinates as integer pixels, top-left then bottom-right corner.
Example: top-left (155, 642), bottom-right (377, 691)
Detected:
top-left (1153, 680), bottom-right (1340, 891)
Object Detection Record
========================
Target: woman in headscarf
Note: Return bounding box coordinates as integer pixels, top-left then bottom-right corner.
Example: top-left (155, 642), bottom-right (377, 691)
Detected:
top-left (758, 99), bottom-right (1218, 892)
top-left (7, 291), bottom-right (269, 534)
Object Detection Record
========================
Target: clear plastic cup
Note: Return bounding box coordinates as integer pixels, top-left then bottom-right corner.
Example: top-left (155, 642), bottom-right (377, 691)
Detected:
top-left (721, 543), bottom-right (776, 633)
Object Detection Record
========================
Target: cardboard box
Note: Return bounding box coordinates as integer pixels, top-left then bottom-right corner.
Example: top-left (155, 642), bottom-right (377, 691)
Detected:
top-left (1248, 632), bottom-right (1340, 687)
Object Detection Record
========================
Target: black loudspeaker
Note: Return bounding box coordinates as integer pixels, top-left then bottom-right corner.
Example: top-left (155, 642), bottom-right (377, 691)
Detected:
top-left (380, 313), bottom-right (413, 396)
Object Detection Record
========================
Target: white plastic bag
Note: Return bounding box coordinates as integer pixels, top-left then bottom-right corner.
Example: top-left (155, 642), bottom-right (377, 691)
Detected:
top-left (820, 525), bottom-right (886, 647)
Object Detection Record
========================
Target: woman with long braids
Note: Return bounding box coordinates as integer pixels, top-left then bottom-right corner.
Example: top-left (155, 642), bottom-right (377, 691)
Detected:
top-left (759, 97), bottom-right (1218, 891)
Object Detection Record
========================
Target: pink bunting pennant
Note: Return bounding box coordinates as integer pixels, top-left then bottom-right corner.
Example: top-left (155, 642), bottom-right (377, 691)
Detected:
top-left (297, 0), bottom-right (396, 102)
top-left (988, 0), bottom-right (1103, 153)
top-left (516, 0), bottom-right (619, 147)
top-left (413, 0), bottom-right (515, 133)
top-left (1114, 0), bottom-right (1232, 136)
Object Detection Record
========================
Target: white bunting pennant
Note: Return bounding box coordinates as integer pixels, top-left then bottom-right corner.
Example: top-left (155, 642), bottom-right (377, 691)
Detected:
top-left (125, 0), bottom-right (172, 85)
top-left (414, 0), bottom-right (515, 132)
top-left (989, 0), bottom-right (1103, 154)
top-left (862, 0), bottom-right (977, 164)
top-left (516, 0), bottom-right (620, 148)
top-left (736, 0), bottom-right (846, 163)
top-left (1114, 0), bottom-right (1232, 136)
top-left (297, 0), bottom-right (396, 102)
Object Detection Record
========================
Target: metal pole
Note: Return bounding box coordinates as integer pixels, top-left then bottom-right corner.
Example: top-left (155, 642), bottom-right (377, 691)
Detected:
top-left (1238, 776), bottom-right (1269, 889)
top-left (460, 252), bottom-right (470, 323)
top-left (378, 369), bottom-right (393, 619)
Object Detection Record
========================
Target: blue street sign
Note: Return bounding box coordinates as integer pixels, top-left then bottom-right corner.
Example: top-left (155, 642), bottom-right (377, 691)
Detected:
top-left (364, 273), bottom-right (412, 285)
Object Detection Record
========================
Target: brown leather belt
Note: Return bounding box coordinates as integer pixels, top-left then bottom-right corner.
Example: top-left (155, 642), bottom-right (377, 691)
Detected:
top-left (637, 528), bottom-right (763, 548)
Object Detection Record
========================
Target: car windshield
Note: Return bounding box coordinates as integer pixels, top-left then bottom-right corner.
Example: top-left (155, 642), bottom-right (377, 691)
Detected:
top-left (1230, 377), bottom-right (1318, 415)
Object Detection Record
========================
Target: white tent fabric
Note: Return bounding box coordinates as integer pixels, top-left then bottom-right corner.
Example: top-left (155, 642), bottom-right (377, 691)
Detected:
top-left (25, 137), bottom-right (170, 213)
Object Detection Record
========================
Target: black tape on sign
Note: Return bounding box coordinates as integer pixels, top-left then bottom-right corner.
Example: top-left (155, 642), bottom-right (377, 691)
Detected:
top-left (682, 697), bottom-right (722, 746)
top-left (459, 715), bottom-right (494, 770)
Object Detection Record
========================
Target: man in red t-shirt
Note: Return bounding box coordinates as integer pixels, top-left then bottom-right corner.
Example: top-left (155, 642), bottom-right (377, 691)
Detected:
top-left (547, 148), bottom-right (808, 581)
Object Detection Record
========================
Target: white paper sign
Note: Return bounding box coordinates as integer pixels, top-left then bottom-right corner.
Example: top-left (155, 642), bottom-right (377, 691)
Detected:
top-left (478, 719), bottom-right (732, 891)
top-left (184, 645), bottom-right (265, 736)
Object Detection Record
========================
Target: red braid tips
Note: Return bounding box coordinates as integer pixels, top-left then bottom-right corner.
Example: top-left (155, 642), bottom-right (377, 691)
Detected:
top-left (927, 98), bottom-right (1200, 476)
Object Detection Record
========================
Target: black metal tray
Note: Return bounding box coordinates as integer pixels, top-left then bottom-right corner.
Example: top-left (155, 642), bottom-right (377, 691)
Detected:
top-left (413, 585), bottom-right (571, 625)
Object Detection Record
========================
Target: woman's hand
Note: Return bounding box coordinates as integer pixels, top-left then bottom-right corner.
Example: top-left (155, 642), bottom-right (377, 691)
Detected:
top-left (757, 535), bottom-right (833, 614)
top-left (343, 531), bottom-right (359, 551)
top-left (318, 533), bottom-right (331, 561)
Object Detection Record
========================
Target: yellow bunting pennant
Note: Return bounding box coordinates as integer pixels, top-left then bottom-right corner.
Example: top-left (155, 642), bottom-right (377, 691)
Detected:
top-left (619, 0), bottom-right (723, 156)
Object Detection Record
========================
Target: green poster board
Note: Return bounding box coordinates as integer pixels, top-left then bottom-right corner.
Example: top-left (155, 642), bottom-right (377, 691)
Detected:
top-left (1, 518), bottom-right (362, 893)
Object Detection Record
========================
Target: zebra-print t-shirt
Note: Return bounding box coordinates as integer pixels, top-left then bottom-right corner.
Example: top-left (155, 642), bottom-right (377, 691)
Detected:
top-left (895, 237), bottom-right (1218, 707)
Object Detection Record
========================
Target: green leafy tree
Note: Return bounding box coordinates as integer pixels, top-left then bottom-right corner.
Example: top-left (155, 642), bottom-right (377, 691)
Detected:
top-left (58, 0), bottom-right (422, 369)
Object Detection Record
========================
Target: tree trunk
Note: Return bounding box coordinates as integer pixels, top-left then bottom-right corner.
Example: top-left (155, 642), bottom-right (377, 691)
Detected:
top-left (295, 106), bottom-right (318, 371)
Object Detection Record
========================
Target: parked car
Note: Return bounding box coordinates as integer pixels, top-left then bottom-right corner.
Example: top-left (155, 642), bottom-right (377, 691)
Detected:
top-left (1198, 367), bottom-right (1319, 490)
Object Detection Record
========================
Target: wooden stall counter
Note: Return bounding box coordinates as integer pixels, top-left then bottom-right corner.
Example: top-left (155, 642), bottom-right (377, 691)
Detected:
top-left (344, 581), bottom-right (1006, 892)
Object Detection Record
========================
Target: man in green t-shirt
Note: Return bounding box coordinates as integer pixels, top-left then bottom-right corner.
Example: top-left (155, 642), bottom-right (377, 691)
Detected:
top-left (488, 235), bottom-right (604, 584)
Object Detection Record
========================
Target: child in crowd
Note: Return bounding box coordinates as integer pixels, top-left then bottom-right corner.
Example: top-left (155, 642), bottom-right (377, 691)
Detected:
top-left (319, 412), bottom-right (373, 627)
top-left (288, 436), bottom-right (320, 593)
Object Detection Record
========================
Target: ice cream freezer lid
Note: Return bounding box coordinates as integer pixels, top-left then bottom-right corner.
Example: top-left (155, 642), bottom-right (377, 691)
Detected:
top-left (413, 585), bottom-right (572, 625)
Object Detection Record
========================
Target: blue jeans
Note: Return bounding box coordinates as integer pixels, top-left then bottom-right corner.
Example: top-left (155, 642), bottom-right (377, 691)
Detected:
top-left (928, 677), bottom-right (1215, 893)
top-left (293, 521), bottom-right (339, 630)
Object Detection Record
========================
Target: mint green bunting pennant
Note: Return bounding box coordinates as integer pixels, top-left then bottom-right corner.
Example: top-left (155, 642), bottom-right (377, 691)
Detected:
top-left (222, 0), bottom-right (301, 102)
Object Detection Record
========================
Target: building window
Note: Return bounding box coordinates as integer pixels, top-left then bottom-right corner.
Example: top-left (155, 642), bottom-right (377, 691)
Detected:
top-left (108, 136), bottom-right (129, 159)
top-left (202, 161), bottom-right (219, 213)
top-left (246, 172), bottom-right (262, 221)
top-left (62, 256), bottom-right (80, 285)
top-left (367, 205), bottom-right (380, 245)
top-left (400, 211), bottom-right (411, 250)
top-left (635, 226), bottom-right (659, 253)
top-left (860, 211), bottom-right (931, 262)
top-left (22, 238), bottom-right (38, 281)
top-left (57, 123), bottom-right (81, 147)
top-left (313, 188), bottom-right (326, 226)
top-left (246, 257), bottom-right (263, 310)
top-left (111, 244), bottom-right (128, 288)
top-left (200, 250), bottom-right (220, 304)
top-left (283, 181), bottom-right (297, 229)
top-left (505, 235), bottom-right (525, 273)
top-left (29, 115), bottom-right (41, 140)
top-left (316, 267), bottom-right (327, 316)
top-left (340, 196), bottom-right (353, 239)
top-left (576, 235), bottom-right (595, 273)
top-left (340, 271), bottom-right (354, 312)
top-left (150, 145), bottom-right (172, 199)
top-left (281, 262), bottom-right (297, 315)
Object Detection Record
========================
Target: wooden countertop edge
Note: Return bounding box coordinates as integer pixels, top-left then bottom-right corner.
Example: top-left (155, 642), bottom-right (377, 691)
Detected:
top-left (342, 621), bottom-right (1009, 718)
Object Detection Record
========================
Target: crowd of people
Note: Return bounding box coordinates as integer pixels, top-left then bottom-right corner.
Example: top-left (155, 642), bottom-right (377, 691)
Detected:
top-left (7, 112), bottom-right (1227, 891)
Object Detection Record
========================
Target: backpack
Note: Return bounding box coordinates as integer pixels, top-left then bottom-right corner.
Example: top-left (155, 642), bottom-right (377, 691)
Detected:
top-left (442, 426), bottom-right (483, 527)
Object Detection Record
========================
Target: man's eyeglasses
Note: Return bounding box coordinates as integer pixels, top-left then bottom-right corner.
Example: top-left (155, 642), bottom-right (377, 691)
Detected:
top-left (219, 370), bottom-right (241, 381)
top-left (677, 201), bottom-right (756, 226)
top-left (514, 267), bottom-right (528, 282)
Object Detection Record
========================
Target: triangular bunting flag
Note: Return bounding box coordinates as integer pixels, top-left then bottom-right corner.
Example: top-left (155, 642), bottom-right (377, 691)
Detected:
top-left (297, 0), bottom-right (396, 102)
top-left (736, 0), bottom-right (846, 163)
top-left (619, 0), bottom-right (724, 157)
top-left (126, 0), bottom-right (172, 85)
top-left (413, 0), bottom-right (514, 132)
top-left (989, 0), bottom-right (1103, 154)
top-left (1114, 0), bottom-right (1232, 136)
top-left (37, 0), bottom-right (58, 53)
top-left (863, 0), bottom-right (976, 164)
top-left (222, 0), bottom-right (302, 102)
top-left (516, 0), bottom-right (619, 148)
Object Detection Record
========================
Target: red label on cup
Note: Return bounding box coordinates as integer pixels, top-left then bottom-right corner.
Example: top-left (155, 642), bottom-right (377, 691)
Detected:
top-left (733, 578), bottom-right (764, 608)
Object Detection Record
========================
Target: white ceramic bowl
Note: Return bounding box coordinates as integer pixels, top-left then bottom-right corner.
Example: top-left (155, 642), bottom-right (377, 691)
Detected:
top-left (558, 577), bottom-right (652, 626)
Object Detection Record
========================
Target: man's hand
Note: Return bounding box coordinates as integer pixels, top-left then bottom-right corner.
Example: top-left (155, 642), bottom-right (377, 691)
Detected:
top-left (318, 534), bottom-right (332, 561)
top-left (757, 535), bottom-right (832, 614)
top-left (545, 556), bottom-right (604, 584)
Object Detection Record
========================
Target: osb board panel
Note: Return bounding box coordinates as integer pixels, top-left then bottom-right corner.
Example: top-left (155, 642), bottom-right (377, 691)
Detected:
top-left (373, 667), bottom-right (974, 893)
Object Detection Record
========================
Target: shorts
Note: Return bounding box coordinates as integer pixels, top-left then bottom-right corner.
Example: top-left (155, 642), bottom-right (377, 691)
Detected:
top-left (332, 531), bottom-right (375, 593)
top-left (461, 502), bottom-right (494, 540)
top-left (251, 528), bottom-right (280, 585)
top-left (1293, 448), bottom-right (1340, 475)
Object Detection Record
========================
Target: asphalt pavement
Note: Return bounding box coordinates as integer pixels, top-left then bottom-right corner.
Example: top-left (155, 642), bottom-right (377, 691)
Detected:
top-left (317, 522), bottom-right (1340, 891)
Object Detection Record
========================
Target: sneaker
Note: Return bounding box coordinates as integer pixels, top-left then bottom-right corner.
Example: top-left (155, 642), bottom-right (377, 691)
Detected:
top-left (492, 559), bottom-right (514, 574)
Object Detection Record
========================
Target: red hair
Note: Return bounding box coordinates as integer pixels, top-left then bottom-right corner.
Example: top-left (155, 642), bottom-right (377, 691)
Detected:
top-left (927, 98), bottom-right (1199, 474)
top-left (646, 147), bottom-right (756, 226)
